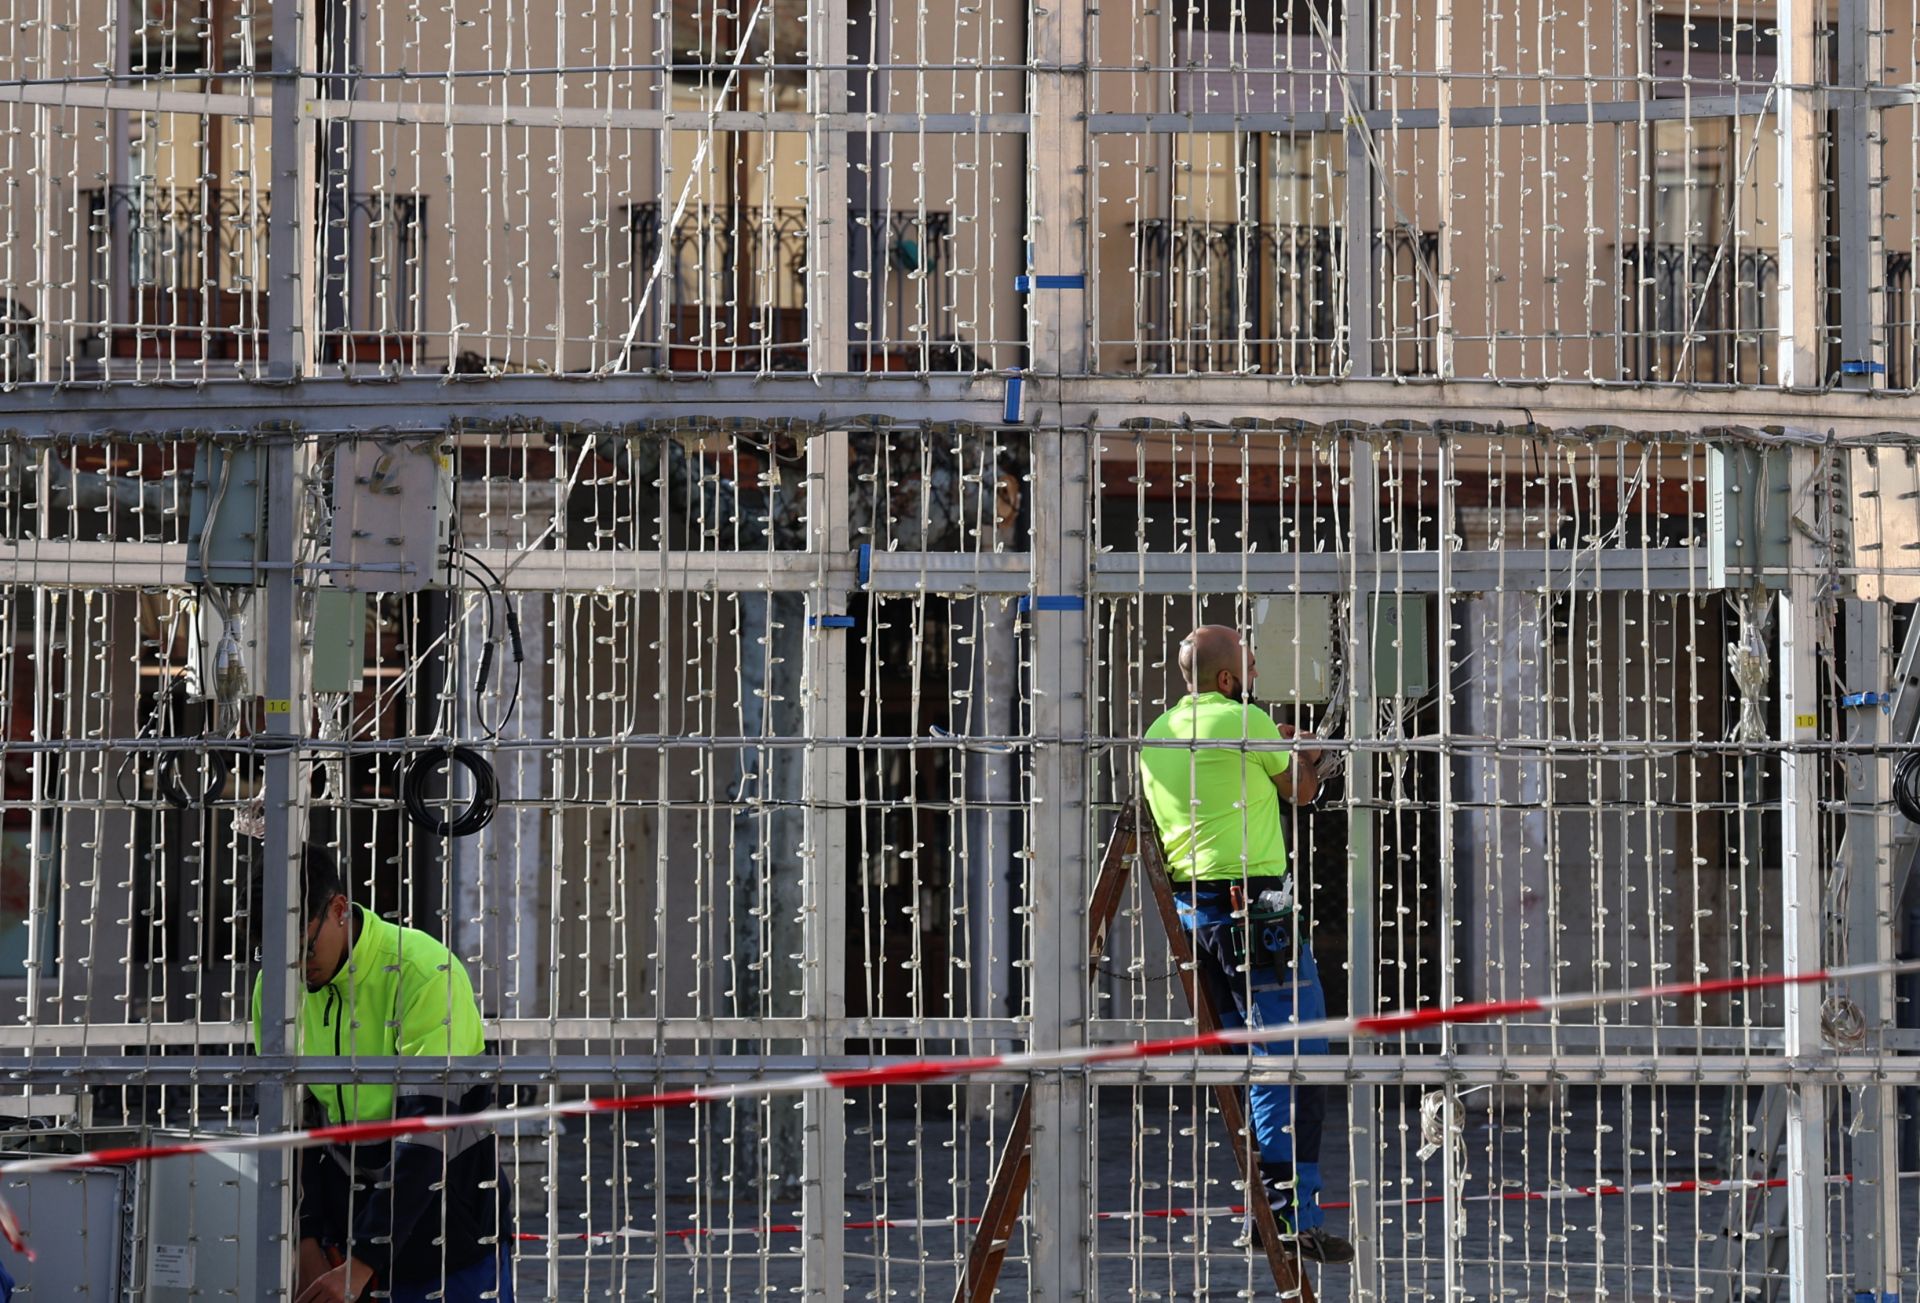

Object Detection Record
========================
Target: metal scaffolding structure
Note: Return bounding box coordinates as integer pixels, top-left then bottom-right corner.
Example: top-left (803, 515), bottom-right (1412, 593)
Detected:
top-left (0, 0), bottom-right (1918, 1298)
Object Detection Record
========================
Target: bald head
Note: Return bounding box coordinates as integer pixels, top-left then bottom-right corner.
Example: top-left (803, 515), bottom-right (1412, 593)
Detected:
top-left (1178, 625), bottom-right (1252, 698)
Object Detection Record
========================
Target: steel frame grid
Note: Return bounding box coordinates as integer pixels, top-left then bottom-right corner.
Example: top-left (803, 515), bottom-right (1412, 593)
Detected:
top-left (0, 0), bottom-right (1917, 1295)
top-left (0, 419), bottom-right (1909, 1301)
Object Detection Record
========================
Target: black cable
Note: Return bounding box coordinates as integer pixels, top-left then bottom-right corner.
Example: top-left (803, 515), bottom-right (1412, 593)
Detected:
top-left (458, 552), bottom-right (524, 739)
top-left (402, 744), bottom-right (499, 838)
top-left (158, 747), bottom-right (234, 810)
top-left (1896, 751), bottom-right (1920, 825)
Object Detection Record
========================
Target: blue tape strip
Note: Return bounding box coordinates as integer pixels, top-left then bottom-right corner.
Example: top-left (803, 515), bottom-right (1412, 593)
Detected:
top-left (1842, 360), bottom-right (1888, 375)
top-left (809, 615), bottom-right (856, 629)
top-left (1853, 1292), bottom-right (1898, 1303)
top-left (1003, 372), bottom-right (1025, 424)
top-left (1842, 691), bottom-right (1892, 709)
top-left (1018, 595), bottom-right (1086, 614)
top-left (1014, 274), bottom-right (1086, 292)
top-left (856, 544), bottom-right (872, 587)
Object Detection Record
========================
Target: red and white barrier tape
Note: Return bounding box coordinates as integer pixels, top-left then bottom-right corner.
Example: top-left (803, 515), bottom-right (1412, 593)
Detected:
top-left (0, 958), bottom-right (1912, 1260)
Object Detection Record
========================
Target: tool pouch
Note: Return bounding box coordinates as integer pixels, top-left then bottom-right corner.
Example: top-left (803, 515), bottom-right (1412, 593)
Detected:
top-left (1220, 885), bottom-right (1296, 981)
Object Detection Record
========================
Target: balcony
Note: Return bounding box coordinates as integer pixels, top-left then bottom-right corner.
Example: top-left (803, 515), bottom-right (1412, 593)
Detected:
top-left (1889, 252), bottom-right (1916, 390)
top-left (82, 186), bottom-right (427, 367)
top-left (1129, 220), bottom-right (1441, 377)
top-left (626, 203), bottom-right (957, 372)
top-left (1617, 242), bottom-right (1778, 386)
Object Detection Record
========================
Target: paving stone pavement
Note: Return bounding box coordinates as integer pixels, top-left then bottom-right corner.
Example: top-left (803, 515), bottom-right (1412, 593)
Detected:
top-left (503, 1085), bottom-right (1914, 1300)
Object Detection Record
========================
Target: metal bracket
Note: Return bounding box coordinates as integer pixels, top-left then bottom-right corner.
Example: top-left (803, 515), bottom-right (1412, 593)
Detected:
top-left (1017, 595), bottom-right (1085, 614)
top-left (1013, 274), bottom-right (1086, 292)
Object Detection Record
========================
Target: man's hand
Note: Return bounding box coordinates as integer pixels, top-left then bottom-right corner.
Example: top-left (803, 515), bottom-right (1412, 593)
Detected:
top-left (293, 1256), bottom-right (376, 1303)
top-left (295, 1238), bottom-right (333, 1295)
top-left (1272, 724), bottom-right (1322, 806)
top-left (1276, 723), bottom-right (1325, 764)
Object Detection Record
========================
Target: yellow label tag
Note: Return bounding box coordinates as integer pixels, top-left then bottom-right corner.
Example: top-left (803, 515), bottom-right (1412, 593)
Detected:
top-left (1794, 713), bottom-right (1817, 730)
top-left (265, 699), bottom-right (292, 715)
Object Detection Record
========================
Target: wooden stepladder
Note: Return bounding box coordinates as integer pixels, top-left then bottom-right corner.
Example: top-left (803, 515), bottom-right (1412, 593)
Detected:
top-left (954, 800), bottom-right (1315, 1303)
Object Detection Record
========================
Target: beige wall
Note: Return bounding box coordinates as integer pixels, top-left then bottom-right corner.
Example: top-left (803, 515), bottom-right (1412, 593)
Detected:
top-left (1, 0), bottom-right (1915, 384)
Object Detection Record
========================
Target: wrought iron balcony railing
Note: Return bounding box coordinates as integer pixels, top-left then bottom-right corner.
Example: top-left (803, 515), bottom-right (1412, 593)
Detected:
top-left (626, 203), bottom-right (957, 371)
top-left (82, 186), bottom-right (427, 365)
top-left (1617, 242), bottom-right (1779, 385)
top-left (1888, 252), bottom-right (1916, 390)
top-left (1128, 220), bottom-right (1441, 377)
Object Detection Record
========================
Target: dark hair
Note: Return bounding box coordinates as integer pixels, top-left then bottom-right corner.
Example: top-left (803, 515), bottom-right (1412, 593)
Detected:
top-left (246, 842), bottom-right (346, 953)
top-left (300, 843), bottom-right (345, 924)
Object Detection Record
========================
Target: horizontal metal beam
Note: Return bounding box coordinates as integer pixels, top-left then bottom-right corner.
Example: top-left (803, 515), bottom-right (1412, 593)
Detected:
top-left (2, 80), bottom-right (1776, 136)
top-left (0, 541), bottom-right (1723, 595)
top-left (27, 1016), bottom-right (1920, 1056)
top-left (0, 82), bottom-right (259, 116)
top-left (0, 1051), bottom-right (1914, 1088)
top-left (6, 373), bottom-right (1914, 441)
top-left (1049, 376), bottom-right (1918, 441)
top-left (0, 81), bottom-right (1029, 134)
top-left (0, 540), bottom-right (186, 587)
top-left (1092, 547), bottom-right (1703, 595)
top-left (1090, 94), bottom-right (1774, 136)
top-left (0, 1015), bottom-right (1034, 1049)
top-left (470, 548), bottom-right (851, 595)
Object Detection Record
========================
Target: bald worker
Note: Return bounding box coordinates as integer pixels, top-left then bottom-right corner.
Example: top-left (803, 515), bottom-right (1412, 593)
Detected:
top-left (1138, 625), bottom-right (1353, 1265)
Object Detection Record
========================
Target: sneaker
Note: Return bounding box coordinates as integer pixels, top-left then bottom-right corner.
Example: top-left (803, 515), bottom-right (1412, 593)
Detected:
top-left (1291, 1227), bottom-right (1355, 1266)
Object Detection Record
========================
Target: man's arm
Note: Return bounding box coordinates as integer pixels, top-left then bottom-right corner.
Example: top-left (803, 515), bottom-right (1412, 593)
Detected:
top-left (1271, 725), bottom-right (1321, 806)
top-left (343, 959), bottom-right (485, 1282)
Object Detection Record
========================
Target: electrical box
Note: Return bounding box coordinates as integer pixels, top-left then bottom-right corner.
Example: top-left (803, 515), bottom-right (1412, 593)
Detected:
top-left (1707, 445), bottom-right (1792, 591)
top-left (1851, 445), bottom-right (1920, 603)
top-left (1251, 595), bottom-right (1335, 704)
top-left (330, 438), bottom-right (454, 593)
top-left (186, 587), bottom-right (264, 707)
top-left (310, 589), bottom-right (368, 694)
top-left (186, 442), bottom-right (268, 586)
top-left (0, 1146), bottom-right (130, 1297)
top-left (1372, 594), bottom-right (1431, 698)
top-left (144, 1133), bottom-right (261, 1301)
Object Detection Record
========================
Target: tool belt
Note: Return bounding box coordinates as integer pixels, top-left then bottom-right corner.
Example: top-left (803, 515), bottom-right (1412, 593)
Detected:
top-left (1178, 876), bottom-right (1298, 979)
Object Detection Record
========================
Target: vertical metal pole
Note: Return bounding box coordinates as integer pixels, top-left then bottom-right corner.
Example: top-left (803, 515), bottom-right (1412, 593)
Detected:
top-left (1776, 0), bottom-right (1830, 1280)
top-left (1025, 0), bottom-right (1091, 386)
top-left (1835, 0), bottom-right (1882, 393)
top-left (1431, 0), bottom-right (1454, 380)
top-left (260, 0), bottom-right (315, 1293)
top-left (1026, 0), bottom-right (1092, 1285)
top-left (1027, 431), bottom-right (1092, 1303)
top-left (807, 0), bottom-right (850, 376)
top-left (1344, 438), bottom-right (1382, 1303)
top-left (801, 429), bottom-right (849, 1300)
top-left (108, 2), bottom-right (133, 354)
top-left (1774, 0), bottom-right (1822, 390)
top-left (1435, 435), bottom-right (1461, 1303)
top-left (1844, 598), bottom-right (1899, 1301)
top-left (1341, 0), bottom-right (1376, 379)
top-left (1780, 446), bottom-right (1830, 1303)
top-left (802, 2), bottom-right (852, 1284)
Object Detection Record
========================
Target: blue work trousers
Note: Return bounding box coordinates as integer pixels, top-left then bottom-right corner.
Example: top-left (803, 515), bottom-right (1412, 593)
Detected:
top-left (1174, 893), bottom-right (1328, 1231)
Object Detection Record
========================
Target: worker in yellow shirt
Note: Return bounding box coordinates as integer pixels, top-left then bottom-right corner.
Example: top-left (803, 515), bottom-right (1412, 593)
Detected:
top-left (252, 846), bottom-right (514, 1303)
top-left (1139, 625), bottom-right (1352, 1265)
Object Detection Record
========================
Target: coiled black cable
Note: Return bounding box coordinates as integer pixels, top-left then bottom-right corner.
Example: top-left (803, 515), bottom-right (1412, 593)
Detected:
top-left (158, 747), bottom-right (234, 810)
top-left (1896, 751), bottom-right (1920, 825)
top-left (402, 744), bottom-right (499, 838)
